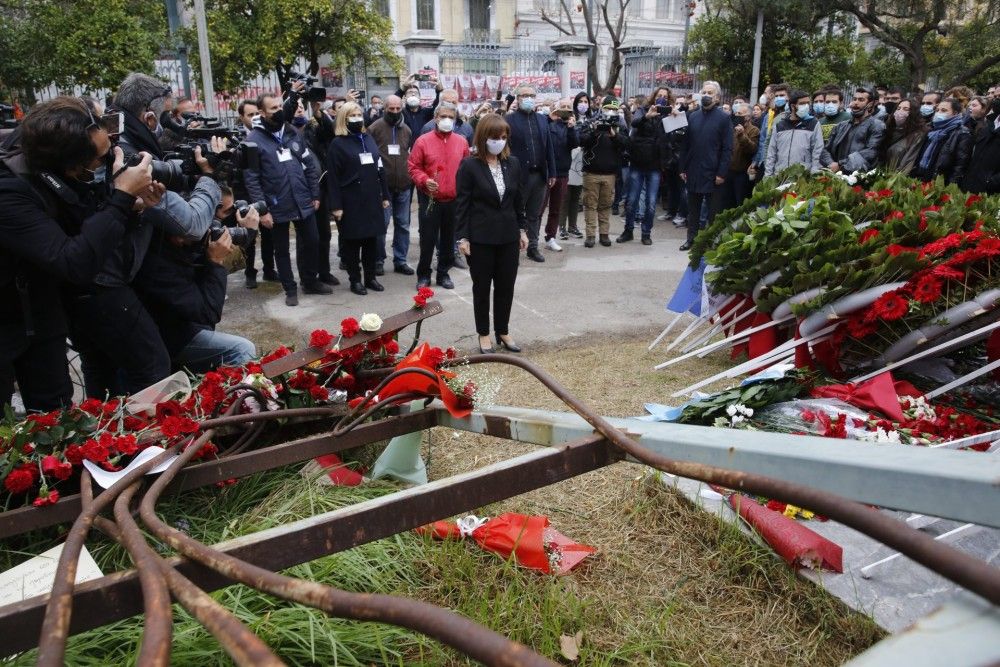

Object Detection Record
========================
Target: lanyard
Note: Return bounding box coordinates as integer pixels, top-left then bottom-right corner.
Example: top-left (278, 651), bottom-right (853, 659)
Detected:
top-left (391, 126), bottom-right (397, 145)
top-left (356, 133), bottom-right (368, 153)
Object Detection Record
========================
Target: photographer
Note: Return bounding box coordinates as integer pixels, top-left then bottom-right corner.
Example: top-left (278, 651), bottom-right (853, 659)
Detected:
top-left (579, 97), bottom-right (629, 248)
top-left (397, 75), bottom-right (442, 147)
top-left (134, 186), bottom-right (257, 373)
top-left (160, 97), bottom-right (201, 152)
top-left (0, 97), bottom-right (157, 411)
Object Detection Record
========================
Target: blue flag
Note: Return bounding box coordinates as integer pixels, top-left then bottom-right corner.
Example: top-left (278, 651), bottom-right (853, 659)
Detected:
top-left (667, 260), bottom-right (705, 316)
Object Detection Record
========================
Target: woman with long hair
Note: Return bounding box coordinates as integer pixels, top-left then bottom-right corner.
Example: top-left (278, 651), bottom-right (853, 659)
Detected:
top-left (876, 97), bottom-right (926, 175)
top-left (454, 115), bottom-right (529, 354)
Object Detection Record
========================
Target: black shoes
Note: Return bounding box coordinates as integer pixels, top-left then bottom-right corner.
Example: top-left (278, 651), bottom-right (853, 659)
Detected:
top-left (599, 235), bottom-right (612, 247)
top-left (416, 278), bottom-right (431, 289)
top-left (495, 334), bottom-right (522, 353)
top-left (262, 270), bottom-right (279, 282)
top-left (245, 275), bottom-right (258, 289)
top-left (568, 227), bottom-right (584, 238)
top-left (616, 230), bottom-right (634, 243)
top-left (350, 282), bottom-right (367, 295)
top-left (365, 278), bottom-right (384, 292)
top-left (584, 237), bottom-right (595, 248)
top-left (436, 275), bottom-right (454, 290)
top-left (527, 248), bottom-right (545, 262)
top-left (611, 204), bottom-right (620, 216)
top-left (319, 273), bottom-right (341, 286)
top-left (303, 282), bottom-right (333, 295)
top-left (679, 241), bottom-right (693, 251)
top-left (642, 236), bottom-right (653, 246)
top-left (339, 260), bottom-right (347, 271)
top-left (394, 264), bottom-right (415, 275)
top-left (285, 292), bottom-right (298, 306)
top-left (375, 263), bottom-right (385, 276)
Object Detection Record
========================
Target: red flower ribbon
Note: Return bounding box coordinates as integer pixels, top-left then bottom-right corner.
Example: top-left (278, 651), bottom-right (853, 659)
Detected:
top-left (379, 343), bottom-right (472, 418)
top-left (728, 494), bottom-right (842, 572)
top-left (811, 372), bottom-right (920, 422)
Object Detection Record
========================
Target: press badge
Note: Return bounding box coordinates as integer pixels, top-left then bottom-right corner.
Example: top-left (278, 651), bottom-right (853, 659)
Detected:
top-left (387, 144), bottom-right (401, 156)
top-left (359, 152), bottom-right (375, 165)
top-left (277, 148), bottom-right (293, 162)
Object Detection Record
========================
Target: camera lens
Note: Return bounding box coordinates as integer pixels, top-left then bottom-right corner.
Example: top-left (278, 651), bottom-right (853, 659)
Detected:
top-left (149, 159), bottom-right (187, 192)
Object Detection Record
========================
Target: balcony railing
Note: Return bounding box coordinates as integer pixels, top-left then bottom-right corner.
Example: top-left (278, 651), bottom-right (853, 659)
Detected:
top-left (463, 28), bottom-right (501, 44)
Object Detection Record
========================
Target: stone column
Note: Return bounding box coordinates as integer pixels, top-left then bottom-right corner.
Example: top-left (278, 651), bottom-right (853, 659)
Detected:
top-left (551, 39), bottom-right (594, 99)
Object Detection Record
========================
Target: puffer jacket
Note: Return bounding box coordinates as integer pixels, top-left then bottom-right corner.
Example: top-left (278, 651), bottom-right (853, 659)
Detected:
top-left (764, 116), bottom-right (824, 177)
top-left (821, 115), bottom-right (885, 173)
top-left (911, 123), bottom-right (973, 185)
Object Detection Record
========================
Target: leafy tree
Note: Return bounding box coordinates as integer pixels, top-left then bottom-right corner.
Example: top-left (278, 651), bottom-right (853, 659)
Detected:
top-left (0, 0), bottom-right (165, 98)
top-left (927, 15), bottom-right (1000, 90)
top-left (188, 0), bottom-right (401, 95)
top-left (535, 0), bottom-right (632, 95)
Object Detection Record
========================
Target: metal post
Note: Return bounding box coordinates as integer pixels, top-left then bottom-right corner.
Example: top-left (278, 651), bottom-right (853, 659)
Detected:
top-left (193, 0), bottom-right (217, 117)
top-left (164, 0), bottom-right (192, 98)
top-left (682, 1), bottom-right (692, 62)
top-left (750, 8), bottom-right (764, 103)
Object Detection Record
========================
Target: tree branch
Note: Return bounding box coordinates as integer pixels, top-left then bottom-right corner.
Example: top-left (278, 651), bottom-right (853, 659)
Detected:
top-left (538, 6), bottom-right (575, 36)
top-left (949, 51), bottom-right (1000, 86)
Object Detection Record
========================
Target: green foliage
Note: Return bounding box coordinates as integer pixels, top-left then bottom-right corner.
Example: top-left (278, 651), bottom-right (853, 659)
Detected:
top-left (928, 16), bottom-right (1000, 90)
top-left (0, 0), bottom-right (164, 96)
top-left (187, 0), bottom-right (402, 95)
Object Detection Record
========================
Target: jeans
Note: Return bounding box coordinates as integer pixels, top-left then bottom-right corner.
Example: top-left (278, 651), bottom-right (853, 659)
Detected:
top-left (272, 214), bottom-right (320, 293)
top-left (416, 195), bottom-right (455, 281)
top-left (174, 329), bottom-right (256, 374)
top-left (686, 189), bottom-right (724, 244)
top-left (521, 170), bottom-right (547, 251)
top-left (624, 169), bottom-right (661, 237)
top-left (378, 188), bottom-right (412, 267)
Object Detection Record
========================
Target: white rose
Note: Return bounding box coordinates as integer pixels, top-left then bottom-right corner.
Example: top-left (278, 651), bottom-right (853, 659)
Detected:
top-left (359, 313), bottom-right (383, 332)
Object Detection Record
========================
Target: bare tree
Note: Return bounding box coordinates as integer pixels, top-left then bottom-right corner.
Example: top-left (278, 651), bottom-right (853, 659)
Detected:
top-left (536, 0), bottom-right (631, 95)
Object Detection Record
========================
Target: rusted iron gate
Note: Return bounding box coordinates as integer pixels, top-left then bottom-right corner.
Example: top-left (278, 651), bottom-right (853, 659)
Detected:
top-left (1, 304), bottom-right (999, 665)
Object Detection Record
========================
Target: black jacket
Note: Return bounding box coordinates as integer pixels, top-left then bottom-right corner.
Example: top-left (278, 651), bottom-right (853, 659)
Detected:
top-left (504, 111), bottom-right (559, 180)
top-left (580, 122), bottom-right (629, 175)
top-left (244, 124), bottom-right (321, 223)
top-left (454, 156), bottom-right (528, 245)
top-left (912, 124), bottom-right (973, 185)
top-left (0, 157), bottom-right (135, 347)
top-left (326, 133), bottom-right (390, 239)
top-left (547, 118), bottom-right (579, 177)
top-left (962, 117), bottom-right (1000, 194)
top-left (628, 111), bottom-right (664, 171)
top-left (134, 233), bottom-right (228, 356)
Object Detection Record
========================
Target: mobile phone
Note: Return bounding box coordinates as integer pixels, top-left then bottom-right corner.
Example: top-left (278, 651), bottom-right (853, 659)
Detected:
top-left (553, 109), bottom-right (572, 120)
top-left (656, 105), bottom-right (671, 115)
top-left (414, 73), bottom-right (430, 82)
top-left (100, 112), bottom-right (125, 137)
top-left (489, 100), bottom-right (502, 110)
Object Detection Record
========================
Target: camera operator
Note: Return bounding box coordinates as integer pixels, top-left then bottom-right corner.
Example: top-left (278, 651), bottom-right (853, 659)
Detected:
top-left (244, 92), bottom-right (329, 307)
top-left (579, 97), bottom-right (629, 248)
top-left (134, 185), bottom-right (257, 373)
top-left (0, 97), bottom-right (157, 411)
top-left (160, 97), bottom-right (201, 152)
top-left (63, 73), bottom-right (223, 398)
top-left (235, 99), bottom-right (276, 287)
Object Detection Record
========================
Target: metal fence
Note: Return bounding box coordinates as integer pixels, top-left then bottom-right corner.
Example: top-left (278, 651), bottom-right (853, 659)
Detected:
top-left (621, 46), bottom-right (700, 99)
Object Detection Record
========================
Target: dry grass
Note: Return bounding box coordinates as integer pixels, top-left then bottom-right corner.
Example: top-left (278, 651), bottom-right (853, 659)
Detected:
top-left (411, 329), bottom-right (884, 665)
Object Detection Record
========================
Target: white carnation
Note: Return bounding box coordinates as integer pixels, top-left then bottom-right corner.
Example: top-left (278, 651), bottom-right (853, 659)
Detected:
top-left (359, 313), bottom-right (383, 332)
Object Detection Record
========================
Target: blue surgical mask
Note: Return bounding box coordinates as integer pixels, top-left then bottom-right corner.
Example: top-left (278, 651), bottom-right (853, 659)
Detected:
top-left (920, 104), bottom-right (935, 117)
top-left (520, 97), bottom-right (536, 112)
top-left (875, 104), bottom-right (886, 118)
top-left (813, 102), bottom-right (825, 115)
top-left (91, 165), bottom-right (106, 183)
top-left (933, 111), bottom-right (949, 123)
top-left (796, 103), bottom-right (812, 120)
top-left (824, 102), bottom-right (839, 116)
top-left (774, 95), bottom-right (787, 109)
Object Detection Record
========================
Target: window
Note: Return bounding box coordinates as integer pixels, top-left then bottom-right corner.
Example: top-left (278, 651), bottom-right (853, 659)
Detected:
top-left (656, 0), bottom-right (669, 19)
top-left (627, 0), bottom-right (642, 17)
top-left (417, 0), bottom-right (435, 30)
top-left (372, 0), bottom-right (389, 15)
top-left (468, 0), bottom-right (490, 31)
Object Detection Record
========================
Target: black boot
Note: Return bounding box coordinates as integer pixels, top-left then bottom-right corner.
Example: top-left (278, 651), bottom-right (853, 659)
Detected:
top-left (616, 229), bottom-right (634, 243)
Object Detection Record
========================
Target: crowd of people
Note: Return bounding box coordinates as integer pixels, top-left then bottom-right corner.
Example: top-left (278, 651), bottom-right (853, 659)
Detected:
top-left (2, 66), bottom-right (999, 413)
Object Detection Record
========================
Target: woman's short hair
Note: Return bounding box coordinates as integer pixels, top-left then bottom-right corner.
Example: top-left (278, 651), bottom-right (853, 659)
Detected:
top-left (334, 102), bottom-right (365, 136)
top-left (21, 96), bottom-right (101, 173)
top-left (472, 114), bottom-right (510, 161)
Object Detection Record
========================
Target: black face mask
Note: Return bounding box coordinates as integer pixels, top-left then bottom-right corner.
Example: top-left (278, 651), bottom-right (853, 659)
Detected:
top-left (263, 110), bottom-right (285, 130)
top-left (384, 110), bottom-right (401, 125)
top-left (347, 119), bottom-right (364, 134)
top-left (883, 101), bottom-right (898, 116)
top-left (678, 103), bottom-right (689, 112)
top-left (992, 98), bottom-right (1000, 115)
top-left (731, 114), bottom-right (744, 127)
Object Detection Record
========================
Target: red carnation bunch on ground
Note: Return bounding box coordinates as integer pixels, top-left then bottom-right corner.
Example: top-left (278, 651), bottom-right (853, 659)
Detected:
top-left (341, 317), bottom-right (361, 338)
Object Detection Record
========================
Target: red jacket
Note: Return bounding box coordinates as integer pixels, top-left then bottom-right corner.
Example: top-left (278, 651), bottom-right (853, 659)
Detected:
top-left (407, 130), bottom-right (470, 202)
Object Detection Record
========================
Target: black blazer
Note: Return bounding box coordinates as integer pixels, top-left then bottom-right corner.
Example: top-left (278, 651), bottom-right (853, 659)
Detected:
top-left (455, 155), bottom-right (528, 245)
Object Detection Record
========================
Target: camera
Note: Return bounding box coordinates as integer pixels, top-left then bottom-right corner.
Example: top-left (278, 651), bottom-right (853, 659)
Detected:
top-left (209, 221), bottom-right (253, 248)
top-left (162, 134), bottom-right (260, 188)
top-left (288, 71), bottom-right (327, 103)
top-left (235, 199), bottom-right (268, 217)
top-left (122, 150), bottom-right (188, 192)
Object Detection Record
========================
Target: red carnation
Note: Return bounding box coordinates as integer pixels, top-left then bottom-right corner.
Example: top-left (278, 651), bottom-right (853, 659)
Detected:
top-left (341, 317), bottom-right (360, 338)
top-left (41, 455), bottom-right (73, 481)
top-left (261, 345), bottom-right (292, 364)
top-left (309, 386), bottom-right (329, 402)
top-left (160, 416), bottom-right (200, 439)
top-left (965, 194), bottom-right (982, 207)
top-left (887, 244), bottom-right (917, 256)
top-left (847, 313), bottom-right (878, 338)
top-left (858, 228), bottom-right (880, 244)
top-left (82, 437), bottom-right (110, 463)
top-left (64, 444), bottom-right (84, 466)
top-left (4, 464), bottom-right (38, 494)
top-left (912, 277), bottom-right (943, 304)
top-left (871, 290), bottom-right (910, 321)
top-left (288, 369), bottom-right (317, 390)
top-left (26, 411), bottom-right (59, 430)
top-left (384, 340), bottom-right (400, 355)
top-left (79, 398), bottom-right (105, 416)
top-left (33, 489), bottom-right (60, 507)
top-left (310, 329), bottom-right (335, 349)
top-left (155, 400), bottom-right (184, 422)
top-left (445, 347), bottom-right (458, 360)
top-left (114, 434), bottom-right (139, 456)
top-left (333, 373), bottom-right (356, 390)
top-left (426, 346), bottom-right (446, 368)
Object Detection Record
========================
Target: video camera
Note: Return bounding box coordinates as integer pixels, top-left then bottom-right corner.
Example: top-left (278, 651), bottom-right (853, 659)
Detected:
top-left (288, 71), bottom-right (327, 103)
top-left (163, 133), bottom-right (260, 188)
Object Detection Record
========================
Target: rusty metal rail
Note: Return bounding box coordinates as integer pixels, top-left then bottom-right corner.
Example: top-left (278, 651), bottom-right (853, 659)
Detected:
top-left (2, 346), bottom-right (999, 664)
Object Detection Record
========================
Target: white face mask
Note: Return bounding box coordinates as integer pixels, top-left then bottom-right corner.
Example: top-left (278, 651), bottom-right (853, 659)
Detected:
top-left (437, 117), bottom-right (455, 133)
top-left (538, 106), bottom-right (551, 115)
top-left (758, 94), bottom-right (768, 106)
top-left (486, 138), bottom-right (507, 155)
top-left (406, 95), bottom-right (420, 108)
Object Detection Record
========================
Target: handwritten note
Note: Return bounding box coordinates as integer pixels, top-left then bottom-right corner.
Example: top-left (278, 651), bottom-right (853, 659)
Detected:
top-left (0, 543), bottom-right (103, 606)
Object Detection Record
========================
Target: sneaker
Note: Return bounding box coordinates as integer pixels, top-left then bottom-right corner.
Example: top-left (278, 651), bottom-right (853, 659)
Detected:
top-left (584, 237), bottom-right (595, 248)
top-left (615, 230), bottom-right (633, 243)
top-left (568, 227), bottom-right (584, 238)
top-left (642, 236), bottom-right (652, 246)
top-left (559, 230), bottom-right (570, 240)
top-left (545, 238), bottom-right (563, 252)
top-left (285, 292), bottom-right (298, 306)
top-left (657, 213), bottom-right (671, 221)
top-left (672, 215), bottom-right (687, 227)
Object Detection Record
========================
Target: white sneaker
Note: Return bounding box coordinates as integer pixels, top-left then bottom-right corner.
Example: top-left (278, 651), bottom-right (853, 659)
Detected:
top-left (657, 213), bottom-right (671, 221)
top-left (545, 238), bottom-right (563, 252)
top-left (672, 215), bottom-right (687, 226)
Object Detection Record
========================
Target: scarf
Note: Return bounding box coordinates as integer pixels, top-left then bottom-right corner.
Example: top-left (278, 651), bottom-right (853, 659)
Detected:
top-left (919, 114), bottom-right (963, 171)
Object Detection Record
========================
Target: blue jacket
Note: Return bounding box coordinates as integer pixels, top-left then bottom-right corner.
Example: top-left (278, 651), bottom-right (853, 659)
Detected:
top-left (680, 107), bottom-right (734, 194)
top-left (326, 133), bottom-right (390, 240)
top-left (243, 124), bottom-right (321, 224)
top-left (547, 118), bottom-right (579, 177)
top-left (504, 111), bottom-right (558, 181)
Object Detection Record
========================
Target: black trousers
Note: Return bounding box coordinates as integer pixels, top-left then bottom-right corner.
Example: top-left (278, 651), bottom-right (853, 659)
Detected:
top-left (468, 241), bottom-right (519, 336)
top-left (272, 214), bottom-right (319, 293)
top-left (720, 171), bottom-right (752, 211)
top-left (68, 286), bottom-right (171, 399)
top-left (686, 189), bottom-right (724, 244)
top-left (0, 332), bottom-right (73, 412)
top-left (315, 196), bottom-right (333, 279)
top-left (244, 226), bottom-right (275, 279)
top-left (522, 171), bottom-right (547, 251)
top-left (417, 197), bottom-right (455, 281)
top-left (340, 236), bottom-right (378, 284)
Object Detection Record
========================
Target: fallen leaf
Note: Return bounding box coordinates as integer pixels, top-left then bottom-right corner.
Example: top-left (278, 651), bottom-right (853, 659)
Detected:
top-left (559, 631), bottom-right (583, 661)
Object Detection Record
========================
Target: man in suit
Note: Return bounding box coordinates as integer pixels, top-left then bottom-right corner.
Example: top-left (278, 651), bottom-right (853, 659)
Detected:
top-left (505, 85), bottom-right (557, 263)
top-left (243, 92), bottom-right (330, 307)
top-left (679, 80), bottom-right (733, 251)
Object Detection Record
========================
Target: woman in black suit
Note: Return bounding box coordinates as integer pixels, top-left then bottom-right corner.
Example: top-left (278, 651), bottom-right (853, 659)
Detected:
top-left (326, 102), bottom-right (390, 295)
top-left (456, 115), bottom-right (529, 353)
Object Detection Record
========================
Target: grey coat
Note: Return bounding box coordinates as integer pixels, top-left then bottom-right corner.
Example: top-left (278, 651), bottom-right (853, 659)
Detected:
top-left (764, 116), bottom-right (824, 177)
top-left (821, 115), bottom-right (885, 172)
